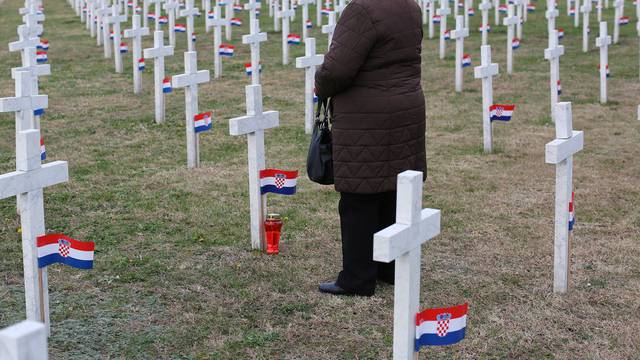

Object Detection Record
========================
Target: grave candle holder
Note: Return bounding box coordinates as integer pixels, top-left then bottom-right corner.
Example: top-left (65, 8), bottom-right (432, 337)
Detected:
top-left (264, 213), bottom-right (283, 254)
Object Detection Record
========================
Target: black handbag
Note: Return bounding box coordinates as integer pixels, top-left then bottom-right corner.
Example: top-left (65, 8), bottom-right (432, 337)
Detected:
top-left (306, 98), bottom-right (334, 185)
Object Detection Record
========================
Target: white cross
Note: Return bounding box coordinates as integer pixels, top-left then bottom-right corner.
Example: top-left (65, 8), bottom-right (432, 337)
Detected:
top-left (566, 0), bottom-right (572, 15)
top-left (573, 0), bottom-right (580, 28)
top-left (427, 0), bottom-right (435, 39)
top-left (595, 21), bottom-right (611, 103)
top-left (451, 15), bottom-right (469, 93)
top-left (545, 29), bottom-right (564, 123)
top-left (144, 30), bottom-right (175, 124)
top-left (580, 0), bottom-right (591, 52)
top-left (124, 15), bottom-right (150, 94)
top-left (373, 170), bottom-right (441, 360)
top-left (299, 0), bottom-right (314, 39)
top-left (9, 25), bottom-right (39, 65)
top-left (153, 0), bottom-right (165, 30)
top-left (597, 0), bottom-right (603, 22)
top-left (278, 0), bottom-right (295, 64)
top-left (22, 12), bottom-right (44, 38)
top-left (545, 0), bottom-right (559, 34)
top-left (0, 127), bottom-right (69, 331)
top-left (273, 0), bottom-right (281, 32)
top-left (242, 10), bottom-right (267, 85)
top-left (225, 0), bottom-right (234, 40)
top-left (10, 48), bottom-right (50, 132)
top-left (107, 5), bottom-right (127, 73)
top-left (143, 0), bottom-right (151, 27)
top-left (437, 0), bottom-right (451, 59)
top-left (545, 102), bottom-right (584, 294)
top-left (0, 321), bottom-right (48, 360)
top-left (473, 45), bottom-right (499, 153)
top-left (295, 38), bottom-right (324, 134)
top-left (228, 85), bottom-right (279, 251)
top-left (163, 0), bottom-right (180, 46)
top-left (180, 0), bottom-right (200, 51)
top-left (321, 11), bottom-right (336, 51)
top-left (0, 71), bottom-right (48, 134)
top-left (97, 0), bottom-right (112, 58)
top-left (207, 3), bottom-right (230, 78)
top-left (613, 0), bottom-right (623, 43)
top-left (316, 0), bottom-right (322, 24)
top-left (479, 0), bottom-right (492, 45)
top-left (172, 52), bottom-right (210, 168)
top-left (503, 4), bottom-right (518, 74)
top-left (494, 0), bottom-right (500, 25)
top-left (515, 0), bottom-right (524, 39)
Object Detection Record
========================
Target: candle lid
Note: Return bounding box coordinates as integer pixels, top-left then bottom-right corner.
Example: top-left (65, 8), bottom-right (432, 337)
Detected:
top-left (267, 213), bottom-right (281, 220)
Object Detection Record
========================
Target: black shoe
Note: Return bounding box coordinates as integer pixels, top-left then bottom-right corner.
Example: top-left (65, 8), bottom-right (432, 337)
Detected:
top-left (318, 281), bottom-right (353, 296)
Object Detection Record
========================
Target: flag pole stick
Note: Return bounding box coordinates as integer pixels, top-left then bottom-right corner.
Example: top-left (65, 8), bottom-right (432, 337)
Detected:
top-left (415, 350), bottom-right (420, 360)
top-left (38, 268), bottom-right (45, 323)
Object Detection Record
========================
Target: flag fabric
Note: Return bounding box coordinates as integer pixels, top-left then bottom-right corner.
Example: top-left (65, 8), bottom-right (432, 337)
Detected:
top-left (287, 33), bottom-right (301, 44)
top-left (512, 37), bottom-right (520, 49)
top-left (468, 7), bottom-right (475, 15)
top-left (433, 15), bottom-right (441, 23)
top-left (208, 10), bottom-right (215, 19)
top-left (34, 108), bottom-right (45, 116)
top-left (321, 7), bottom-right (332, 15)
top-left (135, 6), bottom-right (142, 14)
top-left (245, 62), bottom-right (262, 75)
top-left (478, 24), bottom-right (491, 32)
top-left (457, 1), bottom-right (464, 8)
top-left (462, 54), bottom-right (471, 67)
top-left (498, 4), bottom-right (508, 12)
top-left (444, 30), bottom-right (450, 40)
top-left (569, 8), bottom-right (576, 16)
top-left (110, 30), bottom-right (115, 39)
top-left (37, 234), bottom-right (95, 270)
top-left (147, 13), bottom-right (156, 20)
top-left (219, 0), bottom-right (227, 5)
top-left (231, 17), bottom-right (242, 26)
top-left (569, 192), bottom-right (575, 231)
top-left (191, 32), bottom-right (197, 42)
top-left (138, 58), bottom-right (145, 71)
top-left (527, 3), bottom-right (536, 11)
top-left (233, 4), bottom-right (243, 11)
top-left (489, 104), bottom-right (515, 121)
top-left (306, 19), bottom-right (313, 28)
top-left (598, 64), bottom-right (610, 77)
top-left (40, 137), bottom-right (46, 161)
top-left (219, 43), bottom-right (235, 56)
top-left (557, 80), bottom-right (562, 95)
top-left (415, 303), bottom-right (468, 350)
top-left (175, 23), bottom-right (187, 32)
top-left (260, 169), bottom-right (298, 195)
top-left (558, 28), bottom-right (564, 39)
top-left (158, 16), bottom-right (168, 24)
top-left (163, 77), bottom-right (172, 93)
top-left (194, 111), bottom-right (213, 133)
top-left (36, 51), bottom-right (47, 63)
top-left (37, 39), bottom-right (49, 50)
top-left (619, 16), bottom-right (630, 25)
top-left (127, 0), bottom-right (133, 7)
top-left (120, 42), bottom-right (128, 53)
top-left (313, 93), bottom-right (318, 103)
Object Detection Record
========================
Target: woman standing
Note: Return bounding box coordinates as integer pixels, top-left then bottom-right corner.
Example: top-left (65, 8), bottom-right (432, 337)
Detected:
top-left (315, 0), bottom-right (426, 296)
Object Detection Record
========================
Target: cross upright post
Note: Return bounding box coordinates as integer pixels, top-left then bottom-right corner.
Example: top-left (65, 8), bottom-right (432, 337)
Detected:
top-left (451, 15), bottom-right (469, 92)
top-left (545, 102), bottom-right (584, 294)
top-left (172, 52), bottom-right (211, 168)
top-left (545, 29), bottom-right (564, 123)
top-left (225, 0), bottom-right (233, 40)
top-left (98, 0), bottom-right (112, 57)
top-left (22, 12), bottom-right (44, 38)
top-left (321, 11), bottom-right (336, 50)
top-left (229, 85), bottom-right (280, 251)
top-left (494, 0), bottom-right (500, 25)
top-left (545, 0), bottom-right (559, 35)
top-left (124, 14), bottom-right (150, 93)
top-left (515, 0), bottom-right (524, 39)
top-left (296, 38), bottom-right (324, 133)
top-left (9, 25), bottom-right (39, 66)
top-left (153, 0), bottom-right (164, 30)
top-left (373, 170), bottom-right (441, 360)
top-left (613, 0), bottom-right (623, 43)
top-left (428, 0), bottom-right (435, 39)
top-left (474, 45), bottom-right (499, 153)
top-left (437, 0), bottom-right (451, 59)
top-left (299, 0), bottom-right (314, 39)
top-left (595, 21), bottom-right (611, 103)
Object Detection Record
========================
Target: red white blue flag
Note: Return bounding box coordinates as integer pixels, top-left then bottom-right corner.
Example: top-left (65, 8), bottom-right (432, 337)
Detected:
top-left (569, 192), bottom-right (575, 231)
top-left (175, 23), bottom-right (187, 32)
top-left (569, 8), bottom-right (576, 16)
top-left (433, 15), bottom-right (441, 23)
top-left (163, 77), bottom-right (173, 93)
top-left (37, 39), bottom-right (49, 50)
top-left (415, 303), bottom-right (468, 350)
top-left (207, 10), bottom-right (215, 19)
top-left (619, 16), bottom-right (630, 25)
top-left (260, 169), bottom-right (298, 195)
top-left (36, 51), bottom-right (48, 63)
top-left (37, 234), bottom-right (95, 270)
top-left (478, 24), bottom-right (491, 33)
top-left (444, 30), bottom-right (450, 40)
top-left (233, 4), bottom-right (243, 11)
top-left (512, 37), bottom-right (520, 49)
top-left (527, 3), bottom-right (536, 12)
top-left (219, 43), bottom-right (235, 56)
top-left (489, 104), bottom-right (515, 121)
top-left (138, 58), bottom-right (145, 71)
top-left (468, 7), bottom-right (475, 15)
top-left (287, 33), bottom-right (301, 44)
top-left (557, 80), bottom-right (562, 95)
top-left (306, 19), bottom-right (313, 29)
top-left (191, 32), bottom-right (197, 42)
top-left (558, 28), bottom-right (564, 39)
top-left (40, 136), bottom-right (46, 161)
top-left (120, 42), bottom-right (129, 53)
top-left (231, 17), bottom-right (242, 26)
top-left (321, 7), bottom-right (331, 15)
top-left (462, 54), bottom-right (471, 67)
top-left (34, 108), bottom-right (45, 116)
top-left (498, 4), bottom-right (508, 12)
top-left (245, 62), bottom-right (262, 75)
top-left (194, 112), bottom-right (212, 133)
top-left (147, 12), bottom-right (156, 20)
top-left (159, 16), bottom-right (168, 24)
top-left (598, 64), bottom-right (610, 77)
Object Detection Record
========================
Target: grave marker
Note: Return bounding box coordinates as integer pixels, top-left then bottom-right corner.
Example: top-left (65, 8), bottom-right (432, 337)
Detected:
top-left (0, 321), bottom-right (47, 360)
top-left (299, 0), bottom-right (314, 39)
top-left (480, 0), bottom-right (492, 44)
top-left (516, 0), bottom-right (524, 39)
top-left (225, 0), bottom-right (234, 39)
top-left (144, 30), bottom-right (174, 123)
top-left (595, 21), bottom-right (611, 103)
top-left (473, 45), bottom-right (499, 153)
top-left (172, 52), bottom-right (211, 168)
top-left (180, 0), bottom-right (200, 51)
top-left (107, 5), bottom-right (127, 73)
top-left (278, 0), bottom-right (295, 64)
top-left (373, 170), bottom-right (441, 360)
top-left (228, 85), bottom-right (280, 251)
top-left (613, 0), bottom-right (623, 43)
top-left (207, 2), bottom-right (230, 78)
top-left (153, 0), bottom-right (164, 30)
top-left (503, 4), bottom-right (518, 74)
top-left (97, 0), bottom-right (112, 57)
top-left (545, 102), bottom-right (584, 294)
top-left (10, 48), bottom-right (51, 132)
top-left (546, 0), bottom-right (559, 34)
top-left (296, 38), bottom-right (324, 133)
top-left (545, 29), bottom-right (564, 122)
top-left (124, 14), bottom-right (150, 94)
top-left (580, 0), bottom-right (591, 52)
top-left (451, 15), bottom-right (469, 92)
top-left (321, 11), bottom-right (336, 50)
top-left (428, 0), bottom-right (435, 38)
top-left (163, 0), bottom-right (179, 46)
top-left (242, 1), bottom-right (268, 85)
top-left (437, 0), bottom-right (451, 59)
top-left (494, 0), bottom-right (500, 24)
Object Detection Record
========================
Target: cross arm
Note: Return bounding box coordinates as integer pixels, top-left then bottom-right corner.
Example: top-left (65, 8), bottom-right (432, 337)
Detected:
top-left (229, 111), bottom-right (279, 136)
top-left (295, 54), bottom-right (324, 69)
top-left (0, 161), bottom-right (69, 200)
top-left (172, 70), bottom-right (210, 88)
top-left (436, 8), bottom-right (451, 16)
top-left (124, 28), bottom-right (150, 38)
top-left (144, 45), bottom-right (174, 58)
top-left (373, 208), bottom-right (441, 263)
top-left (451, 28), bottom-right (469, 39)
top-left (474, 63), bottom-right (499, 78)
top-left (11, 64), bottom-right (51, 79)
top-left (545, 131), bottom-right (584, 164)
top-left (545, 9), bottom-right (559, 19)
top-left (0, 95), bottom-right (48, 113)
top-left (242, 32), bottom-right (267, 45)
top-left (544, 45), bottom-right (565, 60)
top-left (596, 36), bottom-right (612, 47)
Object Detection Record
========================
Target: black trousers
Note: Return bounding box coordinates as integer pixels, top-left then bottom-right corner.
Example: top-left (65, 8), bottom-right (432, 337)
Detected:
top-left (336, 191), bottom-right (397, 296)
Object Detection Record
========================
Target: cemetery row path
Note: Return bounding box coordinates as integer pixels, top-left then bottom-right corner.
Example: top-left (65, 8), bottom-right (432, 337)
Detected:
top-left (1, 0), bottom-right (639, 358)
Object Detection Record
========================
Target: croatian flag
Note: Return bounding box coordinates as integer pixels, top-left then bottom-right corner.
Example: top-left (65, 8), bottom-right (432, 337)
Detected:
top-left (40, 137), bottom-right (46, 161)
top-left (245, 62), bottom-right (262, 75)
top-left (415, 303), bottom-right (468, 350)
top-left (158, 16), bottom-right (168, 24)
top-left (306, 19), bottom-right (313, 29)
top-left (619, 16), bottom-right (630, 25)
top-left (557, 80), bottom-right (562, 95)
top-left (194, 111), bottom-right (213, 133)
top-left (148, 13), bottom-right (156, 20)
top-left (191, 32), bottom-right (197, 42)
top-left (287, 33), bottom-right (301, 44)
top-left (175, 23), bottom-right (187, 32)
top-left (219, 43), bottom-right (235, 56)
top-left (598, 64), bottom-right (610, 77)
top-left (558, 28), bottom-right (564, 39)
top-left (569, 8), bottom-right (575, 16)
top-left (321, 7), bottom-right (332, 15)
top-left (527, 3), bottom-right (536, 11)
top-left (512, 37), bottom-right (520, 49)
top-left (120, 42), bottom-right (129, 53)
top-left (208, 10), bottom-right (215, 19)
top-left (433, 15), bottom-right (441, 23)
top-left (233, 4), bottom-right (243, 11)
top-left (36, 51), bottom-right (48, 63)
top-left (138, 58), bottom-right (145, 71)
top-left (34, 108), bottom-right (45, 116)
top-left (256, 8), bottom-right (261, 15)
top-left (443, 30), bottom-right (450, 40)
top-left (259, 169), bottom-right (298, 195)
top-left (462, 54), bottom-right (471, 67)
top-left (110, 30), bottom-right (115, 39)
top-left (37, 234), bottom-right (95, 270)
top-left (457, 1), bottom-right (464, 8)
top-left (135, 6), bottom-right (142, 14)
top-left (127, 0), bottom-right (133, 7)
top-left (568, 192), bottom-right (575, 231)
top-left (163, 77), bottom-right (173, 93)
top-left (478, 24), bottom-right (491, 32)
top-left (489, 104), bottom-right (515, 121)
top-left (468, 7), bottom-right (475, 15)
top-left (37, 39), bottom-right (49, 50)
top-left (231, 17), bottom-right (242, 26)
top-left (498, 4), bottom-right (508, 12)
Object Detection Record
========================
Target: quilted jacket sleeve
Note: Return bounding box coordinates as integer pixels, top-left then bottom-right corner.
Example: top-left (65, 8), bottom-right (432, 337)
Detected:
top-left (315, 2), bottom-right (377, 99)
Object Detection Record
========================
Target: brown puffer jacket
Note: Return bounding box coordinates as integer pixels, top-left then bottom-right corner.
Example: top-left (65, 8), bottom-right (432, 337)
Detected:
top-left (315, 0), bottom-right (426, 194)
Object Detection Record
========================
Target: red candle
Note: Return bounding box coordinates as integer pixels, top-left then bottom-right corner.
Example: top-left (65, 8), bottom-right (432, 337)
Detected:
top-left (264, 214), bottom-right (283, 254)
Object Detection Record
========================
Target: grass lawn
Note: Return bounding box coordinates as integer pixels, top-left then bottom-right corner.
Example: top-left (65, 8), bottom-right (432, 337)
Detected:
top-left (1, 0), bottom-right (639, 358)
